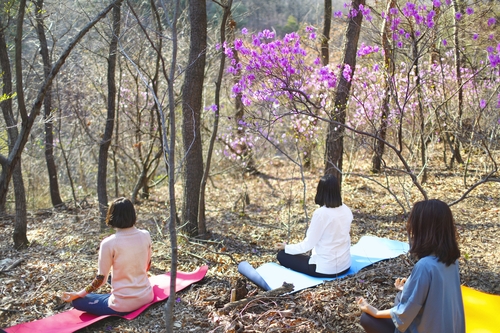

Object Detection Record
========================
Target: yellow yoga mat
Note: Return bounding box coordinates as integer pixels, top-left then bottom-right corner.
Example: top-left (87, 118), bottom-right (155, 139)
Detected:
top-left (462, 285), bottom-right (500, 333)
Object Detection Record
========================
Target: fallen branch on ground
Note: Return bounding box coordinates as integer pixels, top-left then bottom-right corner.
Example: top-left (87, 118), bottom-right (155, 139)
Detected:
top-left (0, 258), bottom-right (23, 273)
top-left (220, 282), bottom-right (294, 314)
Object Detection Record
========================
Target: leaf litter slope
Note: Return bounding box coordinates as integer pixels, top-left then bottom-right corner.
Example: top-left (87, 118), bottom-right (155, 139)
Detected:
top-left (0, 161), bottom-right (498, 332)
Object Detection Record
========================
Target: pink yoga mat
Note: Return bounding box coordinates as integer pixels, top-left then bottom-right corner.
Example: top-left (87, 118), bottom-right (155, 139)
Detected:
top-left (4, 266), bottom-right (208, 333)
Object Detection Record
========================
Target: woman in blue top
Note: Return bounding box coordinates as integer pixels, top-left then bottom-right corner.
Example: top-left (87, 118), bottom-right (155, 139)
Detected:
top-left (357, 199), bottom-right (465, 333)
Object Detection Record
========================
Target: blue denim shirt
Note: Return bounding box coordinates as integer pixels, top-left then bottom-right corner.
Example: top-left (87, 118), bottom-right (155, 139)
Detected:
top-left (390, 256), bottom-right (465, 333)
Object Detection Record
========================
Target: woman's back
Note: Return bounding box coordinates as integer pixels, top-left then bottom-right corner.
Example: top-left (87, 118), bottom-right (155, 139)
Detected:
top-left (99, 227), bottom-right (153, 312)
top-left (392, 256), bottom-right (465, 333)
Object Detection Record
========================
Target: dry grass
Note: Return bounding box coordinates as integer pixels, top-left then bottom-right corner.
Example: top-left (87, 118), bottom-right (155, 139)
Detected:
top-left (1, 159), bottom-right (499, 332)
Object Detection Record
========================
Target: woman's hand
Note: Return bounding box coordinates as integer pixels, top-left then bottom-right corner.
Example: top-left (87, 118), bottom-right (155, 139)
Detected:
top-left (394, 277), bottom-right (407, 291)
top-left (357, 297), bottom-right (392, 318)
top-left (62, 292), bottom-right (80, 303)
top-left (275, 242), bottom-right (286, 250)
top-left (357, 297), bottom-right (377, 316)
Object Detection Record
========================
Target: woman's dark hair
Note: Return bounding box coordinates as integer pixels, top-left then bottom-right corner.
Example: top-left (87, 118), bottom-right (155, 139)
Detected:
top-left (407, 199), bottom-right (460, 266)
top-left (106, 197), bottom-right (137, 228)
top-left (314, 174), bottom-right (342, 208)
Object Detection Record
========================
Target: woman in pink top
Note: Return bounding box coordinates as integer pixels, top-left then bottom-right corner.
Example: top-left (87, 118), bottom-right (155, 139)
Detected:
top-left (62, 198), bottom-right (154, 315)
top-left (275, 174), bottom-right (353, 277)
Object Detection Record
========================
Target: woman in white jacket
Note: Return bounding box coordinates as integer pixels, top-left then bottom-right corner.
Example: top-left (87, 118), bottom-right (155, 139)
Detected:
top-left (275, 174), bottom-right (353, 277)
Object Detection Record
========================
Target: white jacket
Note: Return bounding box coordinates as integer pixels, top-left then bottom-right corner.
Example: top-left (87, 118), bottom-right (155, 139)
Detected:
top-left (285, 204), bottom-right (352, 274)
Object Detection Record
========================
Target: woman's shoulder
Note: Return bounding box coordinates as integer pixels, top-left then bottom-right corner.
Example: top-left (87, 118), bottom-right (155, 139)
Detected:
top-left (415, 255), bottom-right (438, 266)
top-left (136, 227), bottom-right (150, 234)
top-left (313, 205), bottom-right (331, 215)
top-left (413, 256), bottom-right (449, 275)
top-left (313, 204), bottom-right (352, 219)
top-left (321, 204), bottom-right (352, 215)
top-left (136, 228), bottom-right (152, 241)
top-left (100, 233), bottom-right (117, 248)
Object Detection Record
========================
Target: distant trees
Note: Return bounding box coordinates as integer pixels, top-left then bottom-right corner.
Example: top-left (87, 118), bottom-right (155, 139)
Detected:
top-left (0, 0), bottom-right (498, 249)
top-left (0, 0), bottom-right (124, 247)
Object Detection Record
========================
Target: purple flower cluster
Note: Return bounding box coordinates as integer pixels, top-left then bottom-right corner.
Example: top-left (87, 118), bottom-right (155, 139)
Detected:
top-left (348, 60), bottom-right (497, 131)
top-left (362, 1), bottom-right (499, 83)
top-left (342, 64), bottom-right (352, 82)
top-left (357, 43), bottom-right (380, 57)
top-left (215, 1), bottom-right (500, 162)
top-left (225, 28), bottom-right (338, 108)
top-left (487, 44), bottom-right (500, 68)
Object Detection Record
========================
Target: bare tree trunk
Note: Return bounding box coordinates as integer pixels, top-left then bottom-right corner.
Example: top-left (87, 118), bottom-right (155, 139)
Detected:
top-left (0, 25), bottom-right (29, 247)
top-left (12, 164), bottom-right (28, 249)
top-left (0, 2), bottom-right (29, 248)
top-left (182, 0), bottom-right (207, 236)
top-left (97, 2), bottom-right (122, 229)
top-left (158, 0), bottom-right (181, 329)
top-left (302, 0), bottom-right (331, 171)
top-left (198, 0), bottom-right (232, 238)
top-left (12, 0), bottom-right (29, 249)
top-left (411, 34), bottom-right (428, 184)
top-left (58, 120), bottom-right (79, 206)
top-left (0, 18), bottom-right (14, 213)
top-left (321, 0), bottom-right (331, 66)
top-left (372, 0), bottom-right (395, 173)
top-left (112, 66), bottom-right (121, 199)
top-left (226, 15), bottom-right (257, 174)
top-left (324, 0), bottom-right (364, 186)
top-left (451, 0), bottom-right (464, 166)
top-left (35, 0), bottom-right (65, 208)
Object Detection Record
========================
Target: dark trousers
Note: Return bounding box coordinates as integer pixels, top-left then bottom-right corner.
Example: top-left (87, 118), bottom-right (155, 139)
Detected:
top-left (359, 292), bottom-right (401, 333)
top-left (72, 293), bottom-right (131, 316)
top-left (276, 250), bottom-right (350, 278)
top-left (360, 313), bottom-right (395, 333)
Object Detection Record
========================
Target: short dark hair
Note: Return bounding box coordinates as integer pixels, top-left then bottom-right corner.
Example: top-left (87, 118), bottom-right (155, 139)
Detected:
top-left (106, 197), bottom-right (137, 228)
top-left (314, 174), bottom-right (342, 208)
top-left (407, 199), bottom-right (460, 266)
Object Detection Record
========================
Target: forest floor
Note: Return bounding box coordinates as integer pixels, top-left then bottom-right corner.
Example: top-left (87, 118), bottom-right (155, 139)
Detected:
top-left (1, 159), bottom-right (499, 332)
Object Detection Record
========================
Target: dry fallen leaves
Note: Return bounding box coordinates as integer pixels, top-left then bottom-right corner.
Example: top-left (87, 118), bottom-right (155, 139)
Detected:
top-left (0, 160), bottom-right (498, 332)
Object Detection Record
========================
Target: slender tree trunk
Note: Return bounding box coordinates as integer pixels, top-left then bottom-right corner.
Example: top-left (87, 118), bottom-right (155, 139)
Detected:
top-left (182, 0), bottom-right (207, 236)
top-left (97, 2), bottom-right (122, 228)
top-left (451, 0), bottom-right (464, 165)
top-left (324, 0), bottom-right (364, 186)
top-left (321, 0), bottom-right (331, 66)
top-left (0, 2), bottom-right (29, 248)
top-left (411, 34), bottom-right (428, 184)
top-left (112, 65), bottom-right (121, 199)
top-left (12, 0), bottom-right (29, 249)
top-left (226, 15), bottom-right (257, 174)
top-left (58, 120), bottom-right (79, 206)
top-left (0, 18), bottom-right (14, 213)
top-left (372, 0), bottom-right (395, 173)
top-left (0, 16), bottom-right (29, 248)
top-left (301, 0), bottom-right (331, 170)
top-left (198, 0), bottom-right (232, 237)
top-left (35, 0), bottom-right (65, 208)
top-left (12, 164), bottom-right (28, 248)
top-left (159, 0), bottom-right (181, 329)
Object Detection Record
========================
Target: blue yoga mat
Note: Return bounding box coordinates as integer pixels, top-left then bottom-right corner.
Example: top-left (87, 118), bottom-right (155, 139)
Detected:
top-left (238, 236), bottom-right (409, 292)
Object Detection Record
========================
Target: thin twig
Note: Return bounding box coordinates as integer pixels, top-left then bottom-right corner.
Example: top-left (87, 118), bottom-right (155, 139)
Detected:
top-left (0, 258), bottom-right (24, 273)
